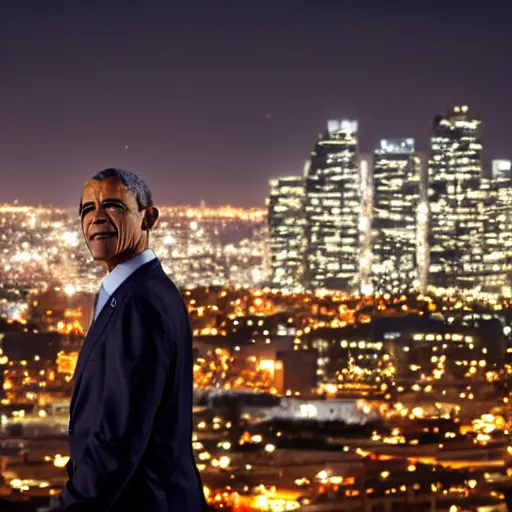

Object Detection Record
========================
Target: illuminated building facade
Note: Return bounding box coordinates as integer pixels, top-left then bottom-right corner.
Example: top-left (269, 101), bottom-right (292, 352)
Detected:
top-left (428, 106), bottom-right (483, 290)
top-left (359, 154), bottom-right (373, 294)
top-left (481, 169), bottom-right (512, 294)
top-left (304, 120), bottom-right (360, 291)
top-left (266, 176), bottom-right (306, 289)
top-left (371, 139), bottom-right (423, 293)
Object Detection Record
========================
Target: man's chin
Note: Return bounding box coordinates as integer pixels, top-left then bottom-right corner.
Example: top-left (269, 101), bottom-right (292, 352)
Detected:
top-left (89, 251), bottom-right (115, 264)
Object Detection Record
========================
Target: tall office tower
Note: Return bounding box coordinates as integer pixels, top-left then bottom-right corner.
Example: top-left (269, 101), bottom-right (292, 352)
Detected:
top-left (267, 176), bottom-right (306, 289)
top-left (417, 183), bottom-right (429, 293)
top-left (359, 154), bottom-right (373, 294)
top-left (481, 161), bottom-right (512, 294)
top-left (371, 139), bottom-right (422, 294)
top-left (428, 106), bottom-right (483, 290)
top-left (303, 120), bottom-right (360, 292)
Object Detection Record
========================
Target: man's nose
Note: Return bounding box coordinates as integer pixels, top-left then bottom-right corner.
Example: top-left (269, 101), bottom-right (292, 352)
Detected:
top-left (92, 212), bottom-right (109, 224)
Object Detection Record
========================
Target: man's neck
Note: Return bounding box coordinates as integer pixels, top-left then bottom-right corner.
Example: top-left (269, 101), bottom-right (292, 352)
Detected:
top-left (105, 247), bottom-right (149, 273)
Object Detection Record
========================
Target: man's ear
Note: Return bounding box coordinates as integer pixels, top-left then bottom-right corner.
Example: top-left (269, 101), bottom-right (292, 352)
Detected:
top-left (142, 206), bottom-right (160, 231)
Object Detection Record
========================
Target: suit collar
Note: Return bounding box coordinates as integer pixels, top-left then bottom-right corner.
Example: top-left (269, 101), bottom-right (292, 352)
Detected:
top-left (101, 249), bottom-right (156, 297)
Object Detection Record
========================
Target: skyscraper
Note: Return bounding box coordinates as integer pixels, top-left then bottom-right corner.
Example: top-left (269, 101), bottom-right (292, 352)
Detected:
top-left (481, 160), bottom-right (512, 295)
top-left (304, 120), bottom-right (360, 291)
top-left (371, 139), bottom-right (423, 294)
top-left (359, 154), bottom-right (373, 294)
top-left (267, 176), bottom-right (306, 289)
top-left (428, 106), bottom-right (483, 290)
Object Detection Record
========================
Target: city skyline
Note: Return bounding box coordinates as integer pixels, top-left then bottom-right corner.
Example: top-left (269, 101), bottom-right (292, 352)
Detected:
top-left (2, 1), bottom-right (512, 207)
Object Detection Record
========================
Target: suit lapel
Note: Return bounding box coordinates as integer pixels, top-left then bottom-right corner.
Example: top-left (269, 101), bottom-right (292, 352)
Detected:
top-left (73, 295), bottom-right (118, 385)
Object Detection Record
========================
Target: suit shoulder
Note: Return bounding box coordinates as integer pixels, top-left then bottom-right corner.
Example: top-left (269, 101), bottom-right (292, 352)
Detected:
top-left (124, 271), bottom-right (189, 327)
top-left (131, 273), bottom-right (183, 305)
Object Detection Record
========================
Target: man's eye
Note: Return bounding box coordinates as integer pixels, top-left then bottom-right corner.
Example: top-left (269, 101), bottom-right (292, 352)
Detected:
top-left (104, 203), bottom-right (125, 209)
top-left (81, 207), bottom-right (94, 217)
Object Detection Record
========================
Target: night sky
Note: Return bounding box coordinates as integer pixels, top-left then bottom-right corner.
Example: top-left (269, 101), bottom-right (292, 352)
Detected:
top-left (2, 1), bottom-right (512, 207)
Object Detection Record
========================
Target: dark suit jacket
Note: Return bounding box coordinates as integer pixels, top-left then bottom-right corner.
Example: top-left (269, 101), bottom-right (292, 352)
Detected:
top-left (52, 258), bottom-right (207, 511)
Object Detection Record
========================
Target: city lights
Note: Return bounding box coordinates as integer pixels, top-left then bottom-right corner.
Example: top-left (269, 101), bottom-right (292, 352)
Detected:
top-left (2, 110), bottom-right (512, 512)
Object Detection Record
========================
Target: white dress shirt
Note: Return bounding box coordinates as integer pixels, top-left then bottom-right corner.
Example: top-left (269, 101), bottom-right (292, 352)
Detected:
top-left (94, 249), bottom-right (156, 321)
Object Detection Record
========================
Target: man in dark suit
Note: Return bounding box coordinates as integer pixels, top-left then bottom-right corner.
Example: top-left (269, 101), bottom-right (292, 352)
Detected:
top-left (51, 168), bottom-right (207, 511)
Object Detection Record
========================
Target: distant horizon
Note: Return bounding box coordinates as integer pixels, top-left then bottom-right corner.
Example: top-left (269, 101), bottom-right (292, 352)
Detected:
top-left (0, 200), bottom-right (268, 211)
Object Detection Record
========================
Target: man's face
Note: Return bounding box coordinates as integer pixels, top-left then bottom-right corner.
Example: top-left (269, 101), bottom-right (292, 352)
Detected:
top-left (80, 178), bottom-right (146, 270)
